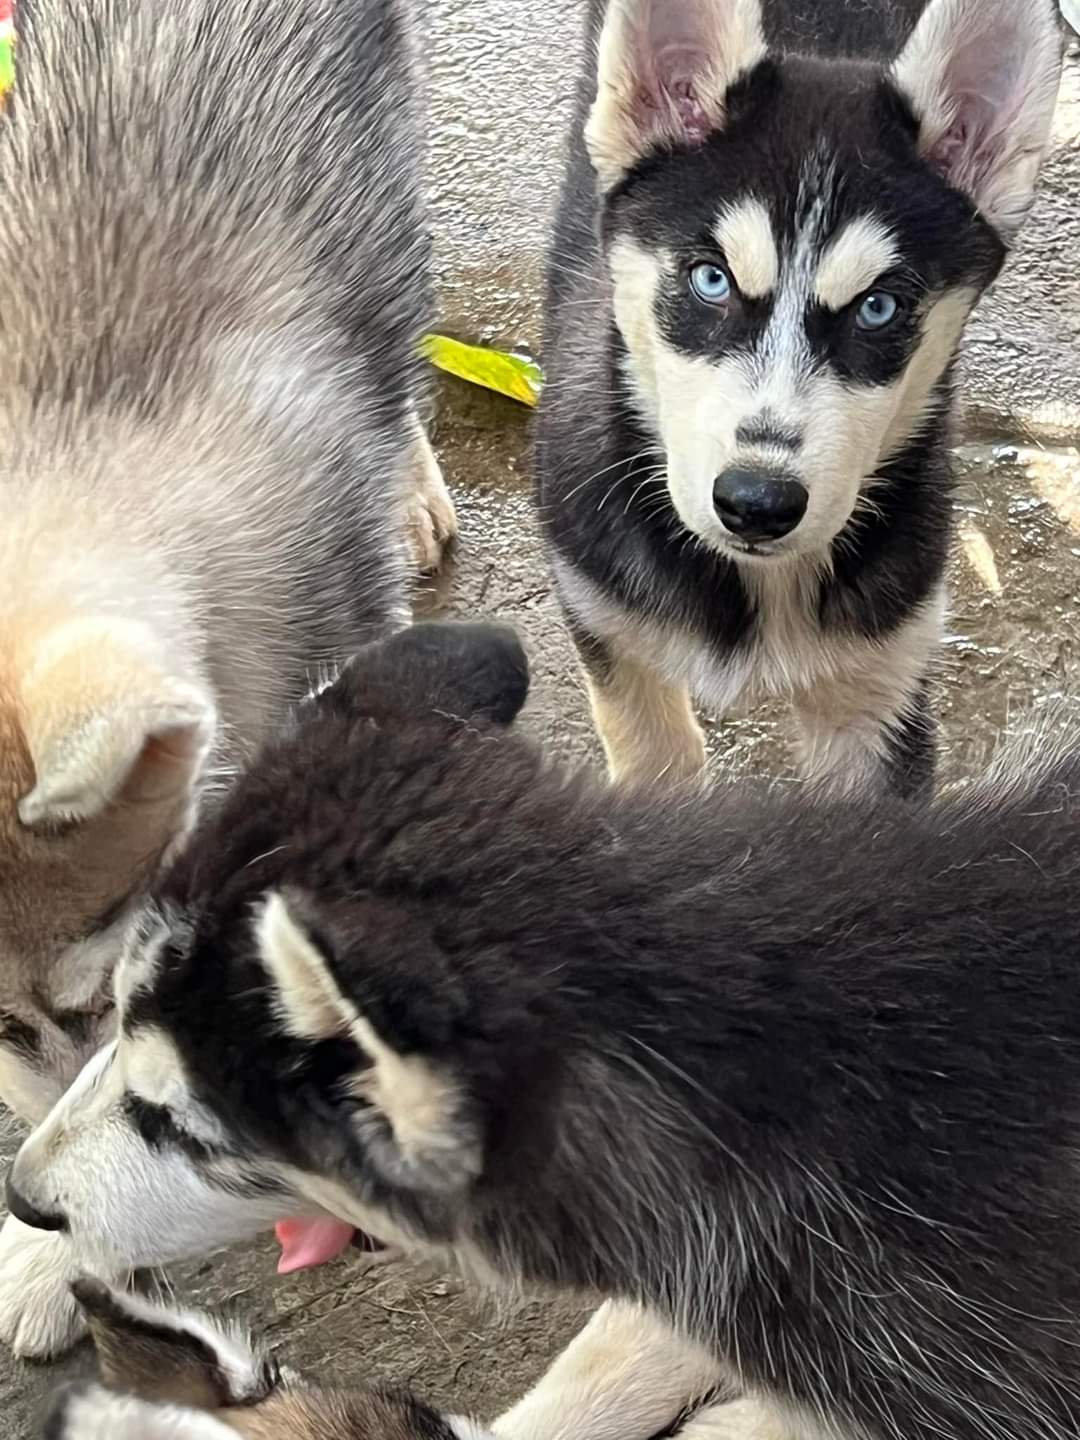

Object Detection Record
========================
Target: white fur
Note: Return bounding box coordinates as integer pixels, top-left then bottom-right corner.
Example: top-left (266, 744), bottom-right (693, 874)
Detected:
top-left (0, 1217), bottom-right (93, 1358)
top-left (891, 0), bottom-right (1062, 239)
top-left (491, 1305), bottom-right (860, 1440)
top-left (557, 557), bottom-right (947, 792)
top-left (608, 224), bottom-right (979, 562)
top-left (813, 217), bottom-right (900, 311)
top-left (673, 1395), bottom-right (856, 1439)
top-left (558, 556), bottom-right (943, 718)
top-left (714, 197), bottom-right (778, 299)
top-left (9, 1037), bottom-right (285, 1273)
top-left (50, 1387), bottom-right (235, 1440)
top-left (586, 0), bottom-right (767, 189)
top-left (493, 1300), bottom-right (726, 1440)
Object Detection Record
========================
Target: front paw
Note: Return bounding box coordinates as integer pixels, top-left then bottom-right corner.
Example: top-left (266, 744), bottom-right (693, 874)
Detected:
top-left (404, 434), bottom-right (458, 578)
top-left (666, 1397), bottom-right (792, 1439)
top-left (0, 1215), bottom-right (88, 1358)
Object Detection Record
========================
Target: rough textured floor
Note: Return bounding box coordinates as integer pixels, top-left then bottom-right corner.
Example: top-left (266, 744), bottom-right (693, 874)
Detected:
top-left (2, 9), bottom-right (1078, 1435)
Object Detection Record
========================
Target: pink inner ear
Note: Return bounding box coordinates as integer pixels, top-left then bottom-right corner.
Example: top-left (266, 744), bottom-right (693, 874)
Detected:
top-left (927, 88), bottom-right (1011, 196)
top-left (927, 31), bottom-right (1027, 176)
top-left (651, 43), bottom-right (715, 142)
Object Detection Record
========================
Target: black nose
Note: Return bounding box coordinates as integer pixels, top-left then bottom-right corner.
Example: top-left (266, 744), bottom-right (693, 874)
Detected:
top-left (5, 1170), bottom-right (67, 1232)
top-left (713, 467), bottom-right (808, 543)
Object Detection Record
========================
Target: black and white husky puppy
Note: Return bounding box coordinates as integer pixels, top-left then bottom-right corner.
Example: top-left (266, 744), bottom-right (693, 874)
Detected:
top-left (536, 0), bottom-right (1062, 794)
top-left (11, 622), bottom-right (1080, 1440)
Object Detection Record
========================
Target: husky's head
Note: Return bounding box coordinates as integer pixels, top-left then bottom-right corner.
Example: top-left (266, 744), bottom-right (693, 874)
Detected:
top-left (588, 0), bottom-right (1061, 561)
top-left (7, 622), bottom-right (531, 1274)
top-left (0, 616), bottom-right (216, 1124)
top-left (45, 1280), bottom-right (491, 1439)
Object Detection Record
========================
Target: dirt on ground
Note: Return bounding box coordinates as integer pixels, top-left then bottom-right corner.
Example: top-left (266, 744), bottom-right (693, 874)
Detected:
top-left (2, 9), bottom-right (1079, 1436)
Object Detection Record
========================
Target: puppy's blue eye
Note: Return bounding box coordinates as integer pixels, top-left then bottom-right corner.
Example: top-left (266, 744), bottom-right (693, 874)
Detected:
top-left (689, 263), bottom-right (732, 306)
top-left (856, 291), bottom-right (899, 330)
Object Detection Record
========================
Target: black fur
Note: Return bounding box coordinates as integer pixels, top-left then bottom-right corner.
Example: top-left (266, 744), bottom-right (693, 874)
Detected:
top-left (120, 623), bottom-right (1080, 1440)
top-left (536, 0), bottom-right (1021, 794)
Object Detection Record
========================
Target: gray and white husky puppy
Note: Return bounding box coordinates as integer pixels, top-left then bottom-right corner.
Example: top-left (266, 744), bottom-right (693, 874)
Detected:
top-left (0, 0), bottom-right (454, 1357)
top-left (536, 0), bottom-right (1062, 794)
top-left (12, 621), bottom-right (1080, 1440)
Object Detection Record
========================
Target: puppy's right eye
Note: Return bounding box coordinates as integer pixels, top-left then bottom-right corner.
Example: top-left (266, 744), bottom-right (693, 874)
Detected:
top-left (124, 1093), bottom-right (187, 1150)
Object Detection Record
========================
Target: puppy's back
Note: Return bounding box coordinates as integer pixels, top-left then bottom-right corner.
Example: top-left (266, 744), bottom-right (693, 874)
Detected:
top-left (0, 0), bottom-right (429, 724)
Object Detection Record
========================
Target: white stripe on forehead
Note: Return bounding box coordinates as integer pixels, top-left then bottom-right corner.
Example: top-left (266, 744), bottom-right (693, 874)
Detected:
top-left (814, 215), bottom-right (901, 312)
top-left (713, 196), bottom-right (778, 300)
top-left (126, 1027), bottom-right (187, 1103)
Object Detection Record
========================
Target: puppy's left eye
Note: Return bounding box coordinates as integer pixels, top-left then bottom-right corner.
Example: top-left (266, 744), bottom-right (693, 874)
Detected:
top-left (689, 262), bottom-right (732, 306)
top-left (855, 290), bottom-right (900, 331)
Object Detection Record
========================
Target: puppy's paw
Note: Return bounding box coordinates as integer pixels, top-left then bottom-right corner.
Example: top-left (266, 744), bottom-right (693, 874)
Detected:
top-left (44, 1382), bottom-right (233, 1439)
top-left (0, 1216), bottom-right (88, 1358)
top-left (405, 431), bottom-right (458, 578)
top-left (666, 1396), bottom-right (792, 1439)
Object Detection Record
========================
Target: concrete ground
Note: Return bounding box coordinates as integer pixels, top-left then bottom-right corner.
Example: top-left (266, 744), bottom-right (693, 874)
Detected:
top-left (3, 6), bottom-right (1079, 1434)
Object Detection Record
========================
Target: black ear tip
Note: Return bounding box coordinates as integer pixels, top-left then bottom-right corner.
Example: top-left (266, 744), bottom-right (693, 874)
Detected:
top-left (69, 1277), bottom-right (113, 1316)
top-left (447, 621), bottom-right (530, 722)
top-left (391, 621), bottom-right (530, 724)
top-left (491, 633), bottom-right (530, 722)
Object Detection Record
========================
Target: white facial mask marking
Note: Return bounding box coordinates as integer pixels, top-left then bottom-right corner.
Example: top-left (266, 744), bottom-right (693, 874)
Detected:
top-left (814, 216), bottom-right (900, 311)
top-left (608, 184), bottom-right (976, 562)
top-left (11, 1033), bottom-right (287, 1272)
top-left (713, 196), bottom-right (778, 299)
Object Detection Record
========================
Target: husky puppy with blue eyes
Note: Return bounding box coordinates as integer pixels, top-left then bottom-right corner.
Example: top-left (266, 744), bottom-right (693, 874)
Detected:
top-left (537, 0), bottom-right (1063, 795)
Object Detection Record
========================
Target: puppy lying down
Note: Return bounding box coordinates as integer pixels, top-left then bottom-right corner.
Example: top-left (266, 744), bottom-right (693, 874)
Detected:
top-left (45, 1279), bottom-right (492, 1440)
top-left (45, 1282), bottom-right (724, 1440)
top-left (12, 620), bottom-right (1080, 1440)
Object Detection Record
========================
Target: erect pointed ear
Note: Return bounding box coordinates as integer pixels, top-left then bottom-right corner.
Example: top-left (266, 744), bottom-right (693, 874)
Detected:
top-left (891, 0), bottom-right (1062, 241)
top-left (16, 618), bottom-right (216, 829)
top-left (256, 891), bottom-right (483, 1194)
top-left (71, 1279), bottom-right (277, 1409)
top-left (333, 621), bottom-right (529, 729)
top-left (585, 0), bottom-right (767, 190)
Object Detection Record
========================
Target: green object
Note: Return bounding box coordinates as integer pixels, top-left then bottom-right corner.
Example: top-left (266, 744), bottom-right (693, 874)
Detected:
top-left (422, 333), bottom-right (544, 407)
top-left (0, 37), bottom-right (13, 100)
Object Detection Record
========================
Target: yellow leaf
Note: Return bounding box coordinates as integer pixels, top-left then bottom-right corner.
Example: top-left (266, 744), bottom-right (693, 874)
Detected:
top-left (421, 334), bottom-right (543, 407)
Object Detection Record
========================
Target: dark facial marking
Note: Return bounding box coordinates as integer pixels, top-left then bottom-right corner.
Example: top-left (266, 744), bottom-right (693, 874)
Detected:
top-left (609, 57), bottom-right (1003, 389)
top-left (72, 1278), bottom-right (279, 1408)
top-left (0, 1011), bottom-right (40, 1060)
top-left (735, 415), bottom-right (802, 450)
top-left (123, 1093), bottom-right (213, 1162)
